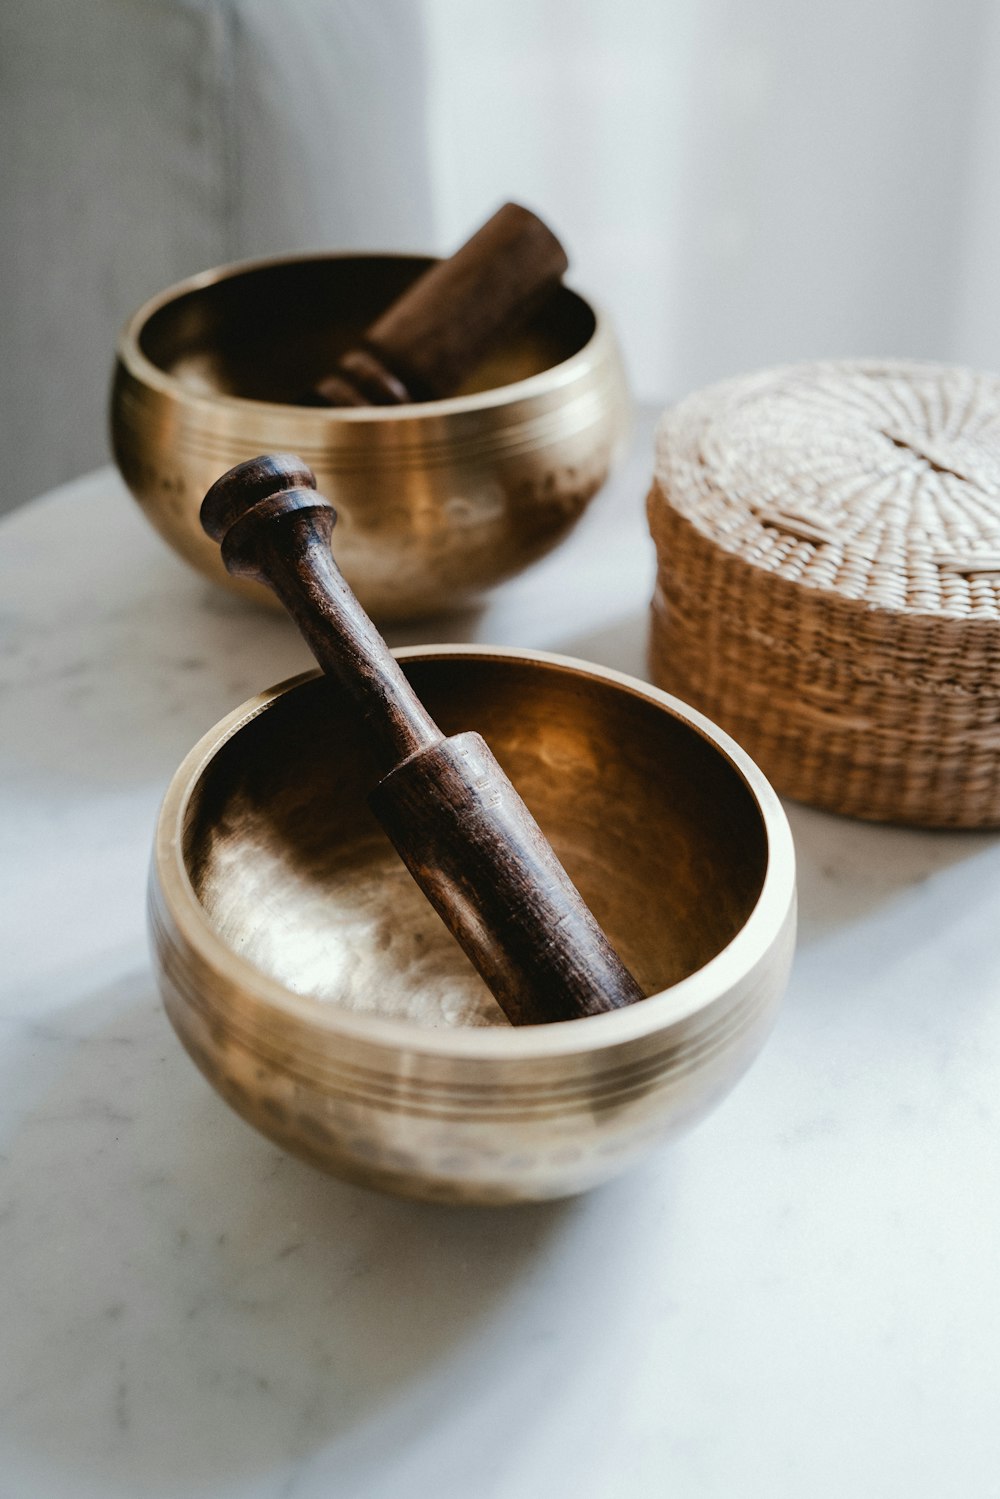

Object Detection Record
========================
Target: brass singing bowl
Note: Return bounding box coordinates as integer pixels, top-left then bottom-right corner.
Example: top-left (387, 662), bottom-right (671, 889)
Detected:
top-left (111, 253), bottom-right (630, 621)
top-left (150, 647), bottom-right (796, 1204)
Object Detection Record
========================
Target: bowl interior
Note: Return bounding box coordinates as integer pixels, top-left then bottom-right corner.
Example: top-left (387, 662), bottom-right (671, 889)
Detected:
top-left (181, 658), bottom-right (770, 1029)
top-left (138, 255), bottom-right (598, 404)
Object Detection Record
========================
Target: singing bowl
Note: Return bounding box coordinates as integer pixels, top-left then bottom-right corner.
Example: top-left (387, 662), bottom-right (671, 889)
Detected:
top-left (111, 253), bottom-right (630, 621)
top-left (150, 647), bottom-right (796, 1204)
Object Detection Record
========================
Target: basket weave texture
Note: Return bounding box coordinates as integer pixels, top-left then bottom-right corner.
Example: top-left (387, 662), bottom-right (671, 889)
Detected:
top-left (648, 359), bottom-right (1000, 826)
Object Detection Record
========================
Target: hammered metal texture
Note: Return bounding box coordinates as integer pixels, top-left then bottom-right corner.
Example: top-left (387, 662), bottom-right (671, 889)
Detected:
top-left (111, 254), bottom-right (630, 622)
top-left (150, 648), bottom-right (796, 1205)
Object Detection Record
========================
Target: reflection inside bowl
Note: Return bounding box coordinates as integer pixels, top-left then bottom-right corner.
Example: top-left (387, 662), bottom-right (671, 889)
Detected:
top-left (137, 256), bottom-right (596, 404)
top-left (183, 657), bottom-right (770, 1028)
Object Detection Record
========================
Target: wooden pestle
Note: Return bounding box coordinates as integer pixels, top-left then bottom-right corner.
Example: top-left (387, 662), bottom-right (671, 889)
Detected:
top-left (309, 202), bottom-right (568, 408)
top-left (201, 454), bottom-right (645, 1026)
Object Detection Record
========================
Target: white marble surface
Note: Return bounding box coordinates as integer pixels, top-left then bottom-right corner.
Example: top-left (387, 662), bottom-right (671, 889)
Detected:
top-left (2, 413), bottom-right (1000, 1499)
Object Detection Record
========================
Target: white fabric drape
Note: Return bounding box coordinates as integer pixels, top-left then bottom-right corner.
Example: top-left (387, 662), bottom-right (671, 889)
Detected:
top-left (5, 0), bottom-right (998, 511)
top-left (424, 0), bottom-right (997, 401)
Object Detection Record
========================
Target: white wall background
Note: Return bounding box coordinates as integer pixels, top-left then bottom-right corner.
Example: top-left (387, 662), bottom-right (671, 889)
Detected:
top-left (423, 0), bottom-right (998, 400)
top-left (4, 0), bottom-right (1000, 508)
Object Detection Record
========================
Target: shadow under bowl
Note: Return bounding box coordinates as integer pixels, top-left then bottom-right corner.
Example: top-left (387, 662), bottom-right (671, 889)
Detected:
top-left (111, 253), bottom-right (630, 620)
top-left (150, 647), bottom-right (796, 1204)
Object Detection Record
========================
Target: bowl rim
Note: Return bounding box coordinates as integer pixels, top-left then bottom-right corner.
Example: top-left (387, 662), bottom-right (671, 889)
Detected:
top-left (115, 249), bottom-right (614, 422)
top-left (153, 645), bottom-right (796, 1060)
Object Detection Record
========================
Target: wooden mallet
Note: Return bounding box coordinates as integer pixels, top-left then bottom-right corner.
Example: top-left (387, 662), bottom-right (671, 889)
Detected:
top-left (308, 202), bottom-right (568, 408)
top-left (201, 454), bottom-right (645, 1025)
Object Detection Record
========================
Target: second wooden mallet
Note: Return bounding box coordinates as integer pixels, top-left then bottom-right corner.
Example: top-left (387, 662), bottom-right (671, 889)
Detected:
top-left (307, 202), bottom-right (569, 407)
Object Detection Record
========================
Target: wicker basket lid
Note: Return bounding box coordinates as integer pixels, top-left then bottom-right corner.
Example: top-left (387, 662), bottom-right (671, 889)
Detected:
top-left (651, 358), bottom-right (1000, 619)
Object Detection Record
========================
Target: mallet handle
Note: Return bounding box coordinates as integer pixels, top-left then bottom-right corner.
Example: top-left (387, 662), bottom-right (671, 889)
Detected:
top-left (311, 203), bottom-right (569, 407)
top-left (200, 455), bottom-right (645, 1025)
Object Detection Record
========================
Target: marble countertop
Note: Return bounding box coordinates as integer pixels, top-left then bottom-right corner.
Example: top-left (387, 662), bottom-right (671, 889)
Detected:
top-left (2, 412), bottom-right (999, 1498)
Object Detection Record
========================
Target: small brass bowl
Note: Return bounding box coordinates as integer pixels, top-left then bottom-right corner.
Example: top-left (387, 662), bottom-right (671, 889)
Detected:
top-left (111, 253), bottom-right (630, 620)
top-left (150, 647), bottom-right (796, 1204)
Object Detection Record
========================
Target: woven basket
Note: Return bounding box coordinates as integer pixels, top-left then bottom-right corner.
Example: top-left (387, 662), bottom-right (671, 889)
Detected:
top-left (648, 359), bottom-right (1000, 827)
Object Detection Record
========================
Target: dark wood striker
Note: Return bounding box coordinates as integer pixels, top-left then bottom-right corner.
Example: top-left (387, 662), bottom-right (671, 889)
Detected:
top-left (201, 455), bottom-right (645, 1026)
top-left (308, 203), bottom-right (569, 407)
